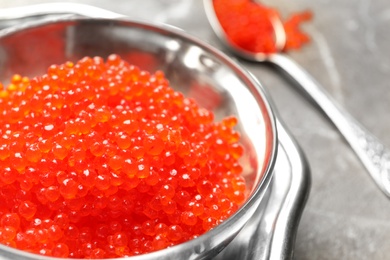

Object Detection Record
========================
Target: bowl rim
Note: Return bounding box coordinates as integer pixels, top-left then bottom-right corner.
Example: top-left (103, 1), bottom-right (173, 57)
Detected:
top-left (0, 16), bottom-right (278, 260)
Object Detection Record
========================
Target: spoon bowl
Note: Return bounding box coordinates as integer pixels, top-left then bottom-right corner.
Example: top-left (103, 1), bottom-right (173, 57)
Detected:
top-left (203, 0), bottom-right (286, 62)
top-left (203, 0), bottom-right (390, 198)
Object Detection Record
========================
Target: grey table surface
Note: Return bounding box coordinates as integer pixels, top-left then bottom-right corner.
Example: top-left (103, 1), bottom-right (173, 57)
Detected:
top-left (1, 0), bottom-right (390, 259)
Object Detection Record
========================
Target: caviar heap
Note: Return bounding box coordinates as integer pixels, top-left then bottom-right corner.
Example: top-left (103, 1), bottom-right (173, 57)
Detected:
top-left (0, 55), bottom-right (247, 258)
top-left (214, 0), bottom-right (313, 54)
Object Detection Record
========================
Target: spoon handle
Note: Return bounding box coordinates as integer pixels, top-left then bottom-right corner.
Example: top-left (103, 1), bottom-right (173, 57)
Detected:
top-left (269, 53), bottom-right (390, 197)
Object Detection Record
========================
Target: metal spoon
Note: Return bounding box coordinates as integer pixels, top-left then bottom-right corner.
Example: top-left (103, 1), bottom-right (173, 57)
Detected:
top-left (203, 0), bottom-right (390, 197)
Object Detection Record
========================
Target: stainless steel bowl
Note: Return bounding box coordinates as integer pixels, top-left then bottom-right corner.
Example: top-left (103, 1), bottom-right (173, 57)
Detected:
top-left (0, 17), bottom-right (277, 260)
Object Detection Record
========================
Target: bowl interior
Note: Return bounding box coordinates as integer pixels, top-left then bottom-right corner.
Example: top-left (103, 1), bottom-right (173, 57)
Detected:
top-left (0, 18), bottom-right (277, 259)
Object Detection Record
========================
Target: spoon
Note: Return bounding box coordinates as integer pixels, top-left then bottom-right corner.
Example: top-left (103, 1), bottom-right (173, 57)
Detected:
top-left (203, 0), bottom-right (390, 198)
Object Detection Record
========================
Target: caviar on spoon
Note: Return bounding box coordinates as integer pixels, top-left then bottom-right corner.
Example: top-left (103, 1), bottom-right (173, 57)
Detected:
top-left (204, 0), bottom-right (390, 197)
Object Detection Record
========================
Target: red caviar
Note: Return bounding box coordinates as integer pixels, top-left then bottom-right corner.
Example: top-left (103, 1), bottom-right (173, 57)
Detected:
top-left (0, 54), bottom-right (247, 258)
top-left (214, 0), bottom-right (313, 54)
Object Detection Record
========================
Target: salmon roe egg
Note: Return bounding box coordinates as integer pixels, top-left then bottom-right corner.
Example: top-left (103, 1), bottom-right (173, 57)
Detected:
top-left (0, 54), bottom-right (248, 258)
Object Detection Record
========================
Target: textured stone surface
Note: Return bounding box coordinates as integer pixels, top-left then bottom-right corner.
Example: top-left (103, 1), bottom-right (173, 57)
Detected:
top-left (1, 0), bottom-right (390, 259)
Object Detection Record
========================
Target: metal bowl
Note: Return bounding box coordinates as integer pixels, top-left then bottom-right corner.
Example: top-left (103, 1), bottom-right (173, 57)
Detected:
top-left (0, 17), bottom-right (277, 260)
